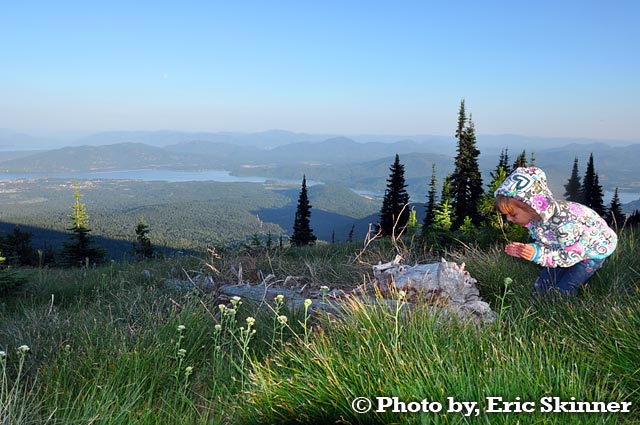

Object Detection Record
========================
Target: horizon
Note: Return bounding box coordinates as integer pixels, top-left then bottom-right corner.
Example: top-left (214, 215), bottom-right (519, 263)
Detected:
top-left (1, 127), bottom-right (639, 152)
top-left (2, 1), bottom-right (639, 140)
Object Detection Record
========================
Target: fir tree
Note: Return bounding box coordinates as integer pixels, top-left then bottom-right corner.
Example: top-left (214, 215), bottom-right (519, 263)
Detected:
top-left (61, 182), bottom-right (105, 267)
top-left (512, 150), bottom-right (527, 169)
top-left (591, 174), bottom-right (606, 216)
top-left (379, 154), bottom-right (410, 237)
top-left (348, 224), bottom-right (355, 243)
top-left (564, 157), bottom-right (583, 202)
top-left (432, 200), bottom-right (453, 231)
top-left (582, 153), bottom-right (596, 208)
top-left (605, 188), bottom-right (626, 228)
top-left (1, 225), bottom-right (37, 266)
top-left (449, 101), bottom-right (484, 227)
top-left (290, 175), bottom-right (317, 246)
top-left (480, 161), bottom-right (509, 230)
top-left (492, 148), bottom-right (510, 179)
top-left (582, 153), bottom-right (606, 216)
top-left (133, 216), bottom-right (154, 260)
top-left (422, 163), bottom-right (438, 232)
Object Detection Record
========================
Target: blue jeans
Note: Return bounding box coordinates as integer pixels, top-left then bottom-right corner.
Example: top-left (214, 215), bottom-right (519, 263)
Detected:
top-left (532, 258), bottom-right (606, 298)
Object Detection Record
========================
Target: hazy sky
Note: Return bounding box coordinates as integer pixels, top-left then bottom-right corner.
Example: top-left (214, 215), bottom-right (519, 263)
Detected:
top-left (2, 0), bottom-right (639, 140)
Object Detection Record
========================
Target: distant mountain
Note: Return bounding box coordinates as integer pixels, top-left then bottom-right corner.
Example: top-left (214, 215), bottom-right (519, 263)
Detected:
top-left (0, 143), bottom-right (208, 173)
top-left (0, 129), bottom-right (60, 150)
top-left (74, 129), bottom-right (337, 148)
top-left (2, 135), bottom-right (639, 205)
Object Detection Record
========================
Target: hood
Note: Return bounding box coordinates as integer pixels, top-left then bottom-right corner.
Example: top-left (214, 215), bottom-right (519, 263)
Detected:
top-left (494, 167), bottom-right (557, 222)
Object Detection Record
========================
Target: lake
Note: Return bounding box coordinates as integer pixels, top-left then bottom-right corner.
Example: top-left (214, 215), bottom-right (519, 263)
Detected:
top-left (0, 169), bottom-right (268, 183)
top-left (0, 169), bottom-right (324, 186)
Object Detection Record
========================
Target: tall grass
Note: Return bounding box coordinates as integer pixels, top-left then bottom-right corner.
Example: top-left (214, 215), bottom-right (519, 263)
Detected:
top-left (0, 228), bottom-right (637, 423)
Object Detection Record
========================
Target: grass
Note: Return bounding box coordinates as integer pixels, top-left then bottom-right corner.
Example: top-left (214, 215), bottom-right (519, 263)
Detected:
top-left (0, 229), bottom-right (638, 424)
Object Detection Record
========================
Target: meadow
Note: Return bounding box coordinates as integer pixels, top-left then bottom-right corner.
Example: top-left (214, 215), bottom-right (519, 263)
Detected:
top-left (1, 228), bottom-right (638, 424)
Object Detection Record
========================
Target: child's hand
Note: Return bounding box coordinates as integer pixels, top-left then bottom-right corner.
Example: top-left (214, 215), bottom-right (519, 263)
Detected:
top-left (505, 242), bottom-right (535, 261)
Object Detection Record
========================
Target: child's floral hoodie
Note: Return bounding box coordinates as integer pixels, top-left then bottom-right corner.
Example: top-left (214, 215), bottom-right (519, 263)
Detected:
top-left (495, 167), bottom-right (617, 267)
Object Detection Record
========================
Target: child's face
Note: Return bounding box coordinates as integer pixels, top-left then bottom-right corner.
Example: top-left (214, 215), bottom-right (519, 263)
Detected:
top-left (505, 203), bottom-right (539, 226)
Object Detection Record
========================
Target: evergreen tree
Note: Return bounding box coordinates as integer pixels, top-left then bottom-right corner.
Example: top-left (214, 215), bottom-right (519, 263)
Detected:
top-left (422, 163), bottom-right (438, 233)
top-left (133, 216), bottom-right (154, 260)
top-left (290, 175), bottom-right (317, 246)
top-left (512, 150), bottom-right (527, 169)
top-left (449, 101), bottom-right (484, 227)
top-left (605, 188), bottom-right (626, 228)
top-left (440, 174), bottom-right (452, 204)
top-left (379, 154), bottom-right (410, 237)
top-left (582, 153), bottom-right (606, 216)
top-left (582, 153), bottom-right (596, 208)
top-left (432, 200), bottom-right (454, 231)
top-left (480, 162), bottom-right (509, 230)
top-left (564, 157), bottom-right (583, 202)
top-left (492, 148), bottom-right (510, 179)
top-left (61, 182), bottom-right (105, 267)
top-left (628, 210), bottom-right (640, 226)
top-left (1, 225), bottom-right (37, 266)
top-left (348, 224), bottom-right (355, 243)
top-left (591, 174), bottom-right (606, 217)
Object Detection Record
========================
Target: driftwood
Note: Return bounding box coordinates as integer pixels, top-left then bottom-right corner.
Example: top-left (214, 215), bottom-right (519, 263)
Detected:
top-left (372, 256), bottom-right (497, 323)
top-left (165, 257), bottom-right (497, 323)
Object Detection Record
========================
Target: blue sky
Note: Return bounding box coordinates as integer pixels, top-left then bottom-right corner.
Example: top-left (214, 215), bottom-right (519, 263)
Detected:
top-left (1, 0), bottom-right (638, 139)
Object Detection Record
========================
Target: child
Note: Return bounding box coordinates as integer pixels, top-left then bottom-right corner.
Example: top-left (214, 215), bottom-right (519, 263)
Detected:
top-left (494, 167), bottom-right (617, 298)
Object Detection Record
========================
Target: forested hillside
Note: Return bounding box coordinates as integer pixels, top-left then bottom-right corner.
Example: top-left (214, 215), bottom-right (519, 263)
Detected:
top-left (0, 178), bottom-right (379, 258)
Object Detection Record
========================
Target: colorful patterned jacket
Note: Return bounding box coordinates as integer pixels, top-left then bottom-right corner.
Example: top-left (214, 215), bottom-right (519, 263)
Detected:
top-left (494, 167), bottom-right (617, 268)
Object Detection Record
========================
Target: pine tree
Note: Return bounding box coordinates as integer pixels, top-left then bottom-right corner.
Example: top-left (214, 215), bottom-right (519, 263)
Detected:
top-left (2, 225), bottom-right (37, 266)
top-left (591, 174), bottom-right (606, 216)
top-left (582, 153), bottom-right (606, 215)
top-left (564, 157), bottom-right (583, 202)
top-left (422, 163), bottom-right (438, 232)
top-left (628, 210), bottom-right (640, 226)
top-left (512, 150), bottom-right (527, 169)
top-left (290, 175), bottom-right (317, 246)
top-left (582, 153), bottom-right (596, 208)
top-left (449, 101), bottom-right (484, 227)
top-left (61, 181), bottom-right (105, 267)
top-left (379, 154), bottom-right (410, 237)
top-left (492, 148), bottom-right (510, 179)
top-left (133, 216), bottom-right (154, 260)
top-left (480, 161), bottom-right (509, 230)
top-left (348, 224), bottom-right (355, 243)
top-left (432, 200), bottom-right (454, 231)
top-left (605, 188), bottom-right (626, 228)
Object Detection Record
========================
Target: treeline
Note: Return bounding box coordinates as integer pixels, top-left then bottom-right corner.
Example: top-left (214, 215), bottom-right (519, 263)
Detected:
top-left (398, 101), bottom-right (638, 247)
top-left (3, 100), bottom-right (640, 267)
top-left (290, 99), bottom-right (640, 248)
